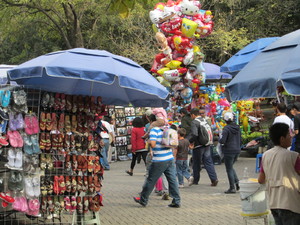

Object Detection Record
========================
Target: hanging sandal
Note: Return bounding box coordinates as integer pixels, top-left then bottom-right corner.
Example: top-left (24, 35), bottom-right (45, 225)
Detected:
top-left (70, 196), bottom-right (77, 213)
top-left (60, 93), bottom-right (66, 111)
top-left (64, 196), bottom-right (71, 213)
top-left (72, 155), bottom-right (78, 171)
top-left (41, 92), bottom-right (50, 109)
top-left (93, 195), bottom-right (101, 212)
top-left (72, 95), bottom-right (78, 113)
top-left (41, 177), bottom-right (48, 196)
top-left (58, 113), bottom-right (65, 133)
top-left (77, 197), bottom-right (83, 214)
top-left (54, 93), bottom-right (61, 111)
top-left (88, 176), bottom-right (94, 193)
top-left (53, 175), bottom-right (60, 195)
top-left (65, 176), bottom-right (71, 193)
top-left (59, 175), bottom-right (66, 195)
top-left (77, 176), bottom-right (83, 193)
top-left (40, 153), bottom-right (47, 170)
top-left (51, 113), bottom-right (57, 131)
top-left (64, 115), bottom-right (71, 133)
top-left (71, 176), bottom-right (77, 194)
top-left (44, 133), bottom-right (51, 152)
top-left (84, 96), bottom-right (90, 114)
top-left (46, 113), bottom-right (52, 131)
top-left (46, 154), bottom-right (53, 170)
top-left (83, 197), bottom-right (89, 214)
top-left (71, 115), bottom-right (77, 133)
top-left (82, 176), bottom-right (88, 193)
top-left (39, 112), bottom-right (46, 131)
top-left (65, 95), bottom-right (72, 112)
top-left (65, 154), bottom-right (72, 174)
top-left (94, 175), bottom-right (101, 192)
top-left (39, 132), bottom-right (46, 150)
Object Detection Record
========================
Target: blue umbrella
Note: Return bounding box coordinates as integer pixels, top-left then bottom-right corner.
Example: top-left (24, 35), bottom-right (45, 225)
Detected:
top-left (204, 63), bottom-right (232, 80)
top-left (226, 29), bottom-right (300, 101)
top-left (221, 37), bottom-right (279, 75)
top-left (8, 48), bottom-right (169, 107)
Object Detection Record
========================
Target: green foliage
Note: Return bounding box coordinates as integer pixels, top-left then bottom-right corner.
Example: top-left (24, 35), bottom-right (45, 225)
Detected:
top-left (0, 0), bottom-right (299, 67)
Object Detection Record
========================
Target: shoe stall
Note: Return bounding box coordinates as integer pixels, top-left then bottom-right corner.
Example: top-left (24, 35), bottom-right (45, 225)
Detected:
top-left (0, 86), bottom-right (106, 224)
top-left (3, 48), bottom-right (169, 224)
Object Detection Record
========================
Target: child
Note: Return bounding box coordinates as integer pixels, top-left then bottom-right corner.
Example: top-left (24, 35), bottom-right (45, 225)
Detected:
top-left (142, 108), bottom-right (168, 139)
top-left (175, 128), bottom-right (194, 188)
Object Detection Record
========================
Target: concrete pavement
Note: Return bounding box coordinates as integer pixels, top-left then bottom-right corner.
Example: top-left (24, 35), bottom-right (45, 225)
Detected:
top-left (100, 154), bottom-right (267, 225)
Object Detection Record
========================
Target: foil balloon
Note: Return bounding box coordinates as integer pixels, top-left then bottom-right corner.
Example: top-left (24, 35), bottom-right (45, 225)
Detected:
top-left (180, 87), bottom-right (193, 103)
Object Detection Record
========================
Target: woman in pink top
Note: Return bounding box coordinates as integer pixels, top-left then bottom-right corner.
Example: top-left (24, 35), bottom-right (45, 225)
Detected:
top-left (126, 117), bottom-right (147, 176)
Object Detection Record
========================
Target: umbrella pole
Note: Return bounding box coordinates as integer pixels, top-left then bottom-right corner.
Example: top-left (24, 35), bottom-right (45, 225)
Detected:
top-left (90, 81), bottom-right (94, 96)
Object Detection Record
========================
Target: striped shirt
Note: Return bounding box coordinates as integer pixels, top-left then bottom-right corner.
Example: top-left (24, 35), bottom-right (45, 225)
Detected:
top-left (149, 127), bottom-right (173, 162)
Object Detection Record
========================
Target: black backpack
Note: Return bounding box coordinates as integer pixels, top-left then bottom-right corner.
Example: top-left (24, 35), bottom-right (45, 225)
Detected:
top-left (195, 118), bottom-right (213, 146)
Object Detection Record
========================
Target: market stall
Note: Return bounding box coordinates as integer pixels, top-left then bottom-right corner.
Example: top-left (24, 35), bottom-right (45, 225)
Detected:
top-left (0, 48), bottom-right (169, 224)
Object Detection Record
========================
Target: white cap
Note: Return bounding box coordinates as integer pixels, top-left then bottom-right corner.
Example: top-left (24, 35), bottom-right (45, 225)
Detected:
top-left (223, 112), bottom-right (234, 121)
top-left (145, 108), bottom-right (153, 116)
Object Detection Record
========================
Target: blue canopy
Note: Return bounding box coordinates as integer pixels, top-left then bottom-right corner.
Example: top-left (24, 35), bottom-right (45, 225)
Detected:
top-left (8, 48), bottom-right (170, 107)
top-left (221, 37), bottom-right (279, 75)
top-left (226, 29), bottom-right (300, 101)
top-left (204, 63), bottom-right (232, 80)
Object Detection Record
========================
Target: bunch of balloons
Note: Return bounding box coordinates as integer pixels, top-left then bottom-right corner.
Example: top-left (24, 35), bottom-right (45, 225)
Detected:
top-left (149, 0), bottom-right (214, 106)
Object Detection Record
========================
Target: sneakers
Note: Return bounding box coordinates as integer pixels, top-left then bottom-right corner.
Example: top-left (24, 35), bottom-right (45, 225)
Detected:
top-left (133, 197), bottom-right (146, 207)
top-left (168, 203), bottom-right (180, 208)
top-left (188, 176), bottom-right (194, 186)
top-left (224, 189), bottom-right (236, 194)
top-left (178, 184), bottom-right (184, 188)
top-left (125, 170), bottom-right (133, 176)
top-left (161, 193), bottom-right (170, 200)
top-left (236, 183), bottom-right (240, 191)
top-left (211, 180), bottom-right (219, 187)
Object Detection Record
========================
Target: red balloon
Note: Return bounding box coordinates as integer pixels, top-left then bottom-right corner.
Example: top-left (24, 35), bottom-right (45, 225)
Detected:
top-left (192, 78), bottom-right (200, 84)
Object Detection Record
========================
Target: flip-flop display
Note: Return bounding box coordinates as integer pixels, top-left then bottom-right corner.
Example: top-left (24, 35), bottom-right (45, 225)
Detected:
top-left (0, 88), bottom-right (106, 221)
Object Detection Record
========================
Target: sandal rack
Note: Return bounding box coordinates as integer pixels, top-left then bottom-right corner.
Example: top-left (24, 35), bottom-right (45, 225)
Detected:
top-left (0, 86), bottom-right (105, 224)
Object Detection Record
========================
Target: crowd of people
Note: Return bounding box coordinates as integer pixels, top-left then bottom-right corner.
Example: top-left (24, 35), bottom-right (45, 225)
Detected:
top-left (97, 104), bottom-right (300, 224)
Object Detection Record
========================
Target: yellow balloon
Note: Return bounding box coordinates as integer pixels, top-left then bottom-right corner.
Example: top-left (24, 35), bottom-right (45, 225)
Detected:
top-left (242, 115), bottom-right (248, 133)
top-left (166, 60), bottom-right (182, 69)
top-left (152, 24), bottom-right (158, 33)
top-left (193, 45), bottom-right (201, 53)
top-left (157, 67), bottom-right (170, 75)
top-left (156, 76), bottom-right (171, 87)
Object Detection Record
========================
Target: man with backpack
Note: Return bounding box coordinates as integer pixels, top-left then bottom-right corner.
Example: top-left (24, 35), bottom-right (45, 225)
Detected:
top-left (187, 108), bottom-right (218, 186)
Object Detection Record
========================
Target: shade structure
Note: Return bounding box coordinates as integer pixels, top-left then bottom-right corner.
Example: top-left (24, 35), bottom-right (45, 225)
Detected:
top-left (0, 65), bottom-right (16, 84)
top-left (204, 63), bottom-right (232, 80)
top-left (221, 37), bottom-right (279, 75)
top-left (8, 48), bottom-right (170, 107)
top-left (226, 29), bottom-right (300, 101)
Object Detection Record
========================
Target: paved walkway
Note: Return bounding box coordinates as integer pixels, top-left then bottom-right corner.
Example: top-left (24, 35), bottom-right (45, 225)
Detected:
top-left (100, 154), bottom-right (267, 225)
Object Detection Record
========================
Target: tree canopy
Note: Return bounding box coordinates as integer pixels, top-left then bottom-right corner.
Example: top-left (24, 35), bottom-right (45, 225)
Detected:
top-left (0, 0), bottom-right (299, 66)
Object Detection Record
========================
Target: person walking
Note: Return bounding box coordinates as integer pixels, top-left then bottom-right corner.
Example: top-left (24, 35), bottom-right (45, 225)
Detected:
top-left (187, 108), bottom-right (218, 186)
top-left (133, 121), bottom-right (181, 208)
top-left (96, 116), bottom-right (114, 170)
top-left (258, 123), bottom-right (300, 224)
top-left (179, 108), bottom-right (193, 136)
top-left (126, 117), bottom-right (147, 176)
top-left (175, 128), bottom-right (193, 188)
top-left (219, 112), bottom-right (241, 194)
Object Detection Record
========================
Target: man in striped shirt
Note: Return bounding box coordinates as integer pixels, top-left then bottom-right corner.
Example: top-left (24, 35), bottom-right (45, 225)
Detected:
top-left (134, 126), bottom-right (181, 208)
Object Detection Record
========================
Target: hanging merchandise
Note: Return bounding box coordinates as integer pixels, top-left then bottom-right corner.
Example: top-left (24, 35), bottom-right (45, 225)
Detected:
top-left (0, 86), bottom-right (105, 224)
top-left (149, 0), bottom-right (214, 108)
top-left (113, 106), bottom-right (145, 160)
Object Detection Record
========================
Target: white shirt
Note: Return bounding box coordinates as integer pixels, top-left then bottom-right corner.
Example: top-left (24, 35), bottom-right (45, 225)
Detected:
top-left (273, 115), bottom-right (294, 130)
top-left (100, 120), bottom-right (113, 138)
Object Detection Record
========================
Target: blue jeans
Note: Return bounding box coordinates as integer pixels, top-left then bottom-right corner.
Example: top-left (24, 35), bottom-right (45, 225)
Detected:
top-left (224, 153), bottom-right (239, 190)
top-left (140, 159), bottom-right (180, 206)
top-left (176, 160), bottom-right (191, 185)
top-left (271, 209), bottom-right (300, 225)
top-left (100, 138), bottom-right (110, 170)
top-left (192, 146), bottom-right (218, 184)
